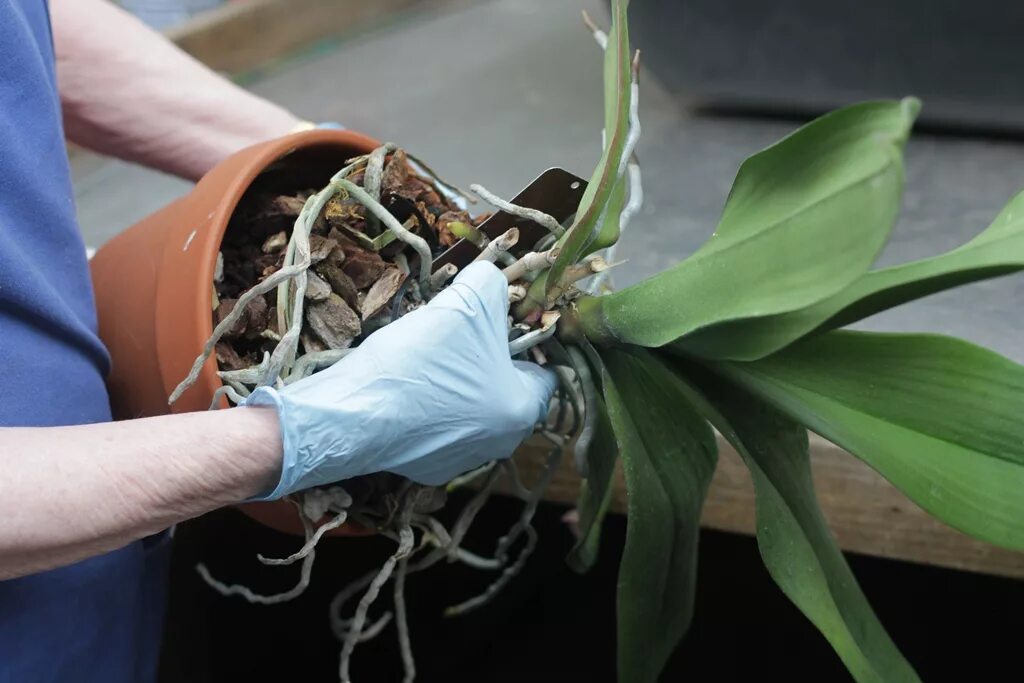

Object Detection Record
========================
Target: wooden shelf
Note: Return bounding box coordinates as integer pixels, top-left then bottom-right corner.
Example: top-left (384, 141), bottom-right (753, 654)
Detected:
top-left (507, 435), bottom-right (1024, 580)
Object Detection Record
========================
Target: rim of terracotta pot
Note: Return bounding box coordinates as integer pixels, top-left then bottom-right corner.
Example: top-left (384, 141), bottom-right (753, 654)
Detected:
top-left (157, 129), bottom-right (379, 537)
top-left (157, 128), bottom-right (380, 415)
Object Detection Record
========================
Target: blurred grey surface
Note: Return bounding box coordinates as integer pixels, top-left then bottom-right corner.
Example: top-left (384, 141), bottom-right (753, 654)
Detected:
top-left (632, 0), bottom-right (1024, 132)
top-left (73, 0), bottom-right (1023, 360)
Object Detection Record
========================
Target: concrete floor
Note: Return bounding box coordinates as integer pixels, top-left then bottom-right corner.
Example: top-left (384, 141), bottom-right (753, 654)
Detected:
top-left (73, 0), bottom-right (1024, 360)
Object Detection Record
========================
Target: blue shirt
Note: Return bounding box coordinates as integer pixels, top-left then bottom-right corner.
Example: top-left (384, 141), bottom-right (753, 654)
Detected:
top-left (0, 2), bottom-right (169, 680)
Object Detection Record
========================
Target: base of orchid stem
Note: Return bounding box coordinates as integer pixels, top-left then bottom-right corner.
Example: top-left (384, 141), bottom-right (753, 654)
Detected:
top-left (556, 297), bottom-right (610, 347)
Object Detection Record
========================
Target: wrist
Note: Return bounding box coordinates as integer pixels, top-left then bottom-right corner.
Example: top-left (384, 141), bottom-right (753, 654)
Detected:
top-left (216, 405), bottom-right (285, 501)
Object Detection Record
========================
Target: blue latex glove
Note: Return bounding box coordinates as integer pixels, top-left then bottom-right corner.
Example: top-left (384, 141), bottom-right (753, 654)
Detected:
top-left (245, 262), bottom-right (558, 499)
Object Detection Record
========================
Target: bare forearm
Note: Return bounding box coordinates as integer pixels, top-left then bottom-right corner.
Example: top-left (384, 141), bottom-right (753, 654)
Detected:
top-left (0, 408), bottom-right (282, 579)
top-left (51, 0), bottom-right (301, 180)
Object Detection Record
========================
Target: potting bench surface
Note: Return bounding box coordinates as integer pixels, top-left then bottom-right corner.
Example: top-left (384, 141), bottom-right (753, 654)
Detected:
top-left (72, 0), bottom-right (1024, 578)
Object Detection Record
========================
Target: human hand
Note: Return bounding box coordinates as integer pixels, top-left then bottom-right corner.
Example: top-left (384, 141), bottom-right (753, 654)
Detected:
top-left (245, 262), bottom-right (558, 500)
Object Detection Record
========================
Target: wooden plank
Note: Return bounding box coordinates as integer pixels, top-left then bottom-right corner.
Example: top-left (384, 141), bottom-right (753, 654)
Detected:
top-left (505, 434), bottom-right (1024, 580)
top-left (166, 0), bottom-right (430, 74)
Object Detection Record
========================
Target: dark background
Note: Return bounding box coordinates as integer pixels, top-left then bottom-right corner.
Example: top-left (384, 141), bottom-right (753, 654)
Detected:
top-left (159, 491), bottom-right (1024, 682)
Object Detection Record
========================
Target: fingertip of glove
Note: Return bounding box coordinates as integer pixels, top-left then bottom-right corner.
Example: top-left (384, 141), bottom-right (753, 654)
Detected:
top-left (513, 360), bottom-right (559, 415)
top-left (453, 261), bottom-right (507, 301)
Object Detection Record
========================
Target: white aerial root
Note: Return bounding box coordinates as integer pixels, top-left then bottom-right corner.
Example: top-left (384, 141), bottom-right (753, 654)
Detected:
top-left (443, 441), bottom-right (564, 617)
top-left (508, 283), bottom-right (528, 304)
top-left (287, 349), bottom-right (353, 384)
top-left (208, 384), bottom-right (247, 410)
top-left (567, 346), bottom-right (598, 477)
top-left (429, 263), bottom-right (458, 291)
top-left (592, 48), bottom-right (644, 294)
top-left (581, 10), bottom-right (608, 49)
top-left (470, 183), bottom-right (565, 237)
top-left (339, 524), bottom-right (415, 683)
top-left (508, 312), bottom-right (560, 356)
top-left (473, 227), bottom-right (519, 263)
top-left (195, 501), bottom-right (317, 605)
top-left (257, 510), bottom-right (349, 566)
top-left (394, 556), bottom-right (415, 683)
top-left (332, 179), bottom-right (432, 288)
top-left (502, 248), bottom-right (560, 283)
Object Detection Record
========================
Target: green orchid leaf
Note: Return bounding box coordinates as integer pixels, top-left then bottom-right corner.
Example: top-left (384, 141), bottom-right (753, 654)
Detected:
top-left (676, 188), bottom-right (1024, 360)
top-left (715, 331), bottom-right (1024, 550)
top-left (601, 348), bottom-right (717, 683)
top-left (672, 360), bottom-right (919, 682)
top-left (576, 98), bottom-right (919, 348)
top-left (544, 0), bottom-right (632, 298)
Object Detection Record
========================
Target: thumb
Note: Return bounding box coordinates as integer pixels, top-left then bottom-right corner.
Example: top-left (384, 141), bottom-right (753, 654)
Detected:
top-left (512, 360), bottom-right (559, 425)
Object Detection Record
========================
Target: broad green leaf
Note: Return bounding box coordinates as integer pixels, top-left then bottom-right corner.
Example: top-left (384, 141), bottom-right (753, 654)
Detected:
top-left (672, 361), bottom-right (919, 682)
top-left (715, 331), bottom-right (1024, 550)
top-left (676, 188), bottom-right (1024, 360)
top-left (576, 98), bottom-right (919, 348)
top-left (566, 343), bottom-right (618, 572)
top-left (601, 348), bottom-right (717, 683)
top-left (544, 0), bottom-right (632, 298)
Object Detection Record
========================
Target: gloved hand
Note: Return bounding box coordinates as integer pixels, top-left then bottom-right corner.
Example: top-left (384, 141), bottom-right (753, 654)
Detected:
top-left (245, 261), bottom-right (558, 500)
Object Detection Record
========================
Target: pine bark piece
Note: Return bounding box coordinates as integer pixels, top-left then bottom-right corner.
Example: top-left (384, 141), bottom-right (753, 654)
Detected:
top-left (315, 260), bottom-right (361, 311)
top-left (304, 270), bottom-right (332, 301)
top-left (307, 294), bottom-right (362, 350)
top-left (341, 247), bottom-right (387, 289)
top-left (241, 295), bottom-right (270, 340)
top-left (361, 268), bottom-right (407, 321)
top-left (214, 299), bottom-right (247, 338)
top-left (214, 295), bottom-right (269, 339)
top-left (215, 341), bottom-right (246, 371)
top-left (380, 149), bottom-right (410, 196)
top-left (324, 195), bottom-right (366, 230)
top-left (309, 235), bottom-right (339, 264)
top-left (301, 329), bottom-right (327, 354)
top-left (261, 231), bottom-right (288, 253)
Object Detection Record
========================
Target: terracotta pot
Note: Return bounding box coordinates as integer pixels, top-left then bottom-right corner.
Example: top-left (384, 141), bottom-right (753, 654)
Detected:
top-left (90, 129), bottom-right (380, 537)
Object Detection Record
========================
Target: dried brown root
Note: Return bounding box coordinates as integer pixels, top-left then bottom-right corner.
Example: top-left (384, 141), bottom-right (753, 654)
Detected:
top-left (469, 183), bottom-right (565, 237)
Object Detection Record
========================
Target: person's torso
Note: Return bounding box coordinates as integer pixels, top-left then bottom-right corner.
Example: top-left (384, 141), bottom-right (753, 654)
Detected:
top-left (0, 0), bottom-right (110, 427)
top-left (0, 3), bottom-right (168, 681)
